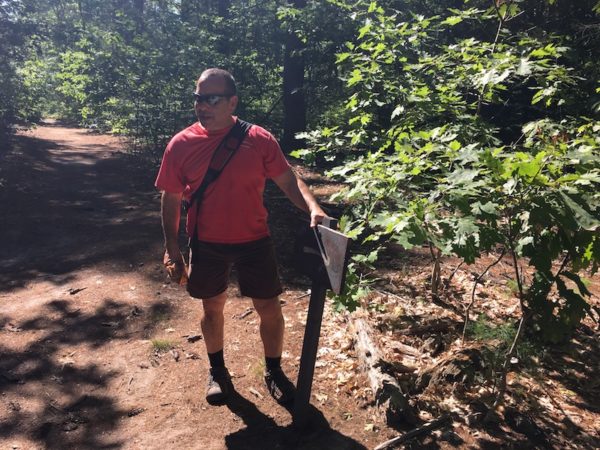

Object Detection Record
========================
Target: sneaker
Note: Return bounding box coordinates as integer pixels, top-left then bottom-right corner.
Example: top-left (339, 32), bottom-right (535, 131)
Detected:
top-left (264, 367), bottom-right (295, 405)
top-left (206, 367), bottom-right (231, 404)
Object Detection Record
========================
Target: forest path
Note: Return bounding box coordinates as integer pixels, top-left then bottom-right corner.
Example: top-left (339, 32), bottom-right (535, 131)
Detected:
top-left (0, 123), bottom-right (370, 450)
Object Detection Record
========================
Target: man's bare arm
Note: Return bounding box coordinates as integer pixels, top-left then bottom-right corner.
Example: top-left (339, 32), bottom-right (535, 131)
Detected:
top-left (272, 168), bottom-right (327, 227)
top-left (161, 191), bottom-right (184, 261)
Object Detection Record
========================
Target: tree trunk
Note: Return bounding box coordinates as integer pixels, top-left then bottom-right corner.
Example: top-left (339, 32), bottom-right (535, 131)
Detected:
top-left (216, 0), bottom-right (231, 55)
top-left (180, 0), bottom-right (190, 18)
top-left (133, 0), bottom-right (144, 32)
top-left (217, 0), bottom-right (229, 18)
top-left (281, 0), bottom-right (306, 152)
top-left (77, 0), bottom-right (86, 29)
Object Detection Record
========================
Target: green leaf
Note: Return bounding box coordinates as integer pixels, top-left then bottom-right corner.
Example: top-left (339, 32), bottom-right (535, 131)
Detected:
top-left (449, 140), bottom-right (461, 151)
top-left (556, 278), bottom-right (591, 327)
top-left (530, 45), bottom-right (555, 58)
top-left (372, 212), bottom-right (398, 233)
top-left (290, 149), bottom-right (311, 158)
top-left (454, 217), bottom-right (479, 244)
top-left (471, 201), bottom-right (497, 216)
top-left (415, 86), bottom-right (430, 97)
top-left (391, 105), bottom-right (405, 119)
top-left (516, 58), bottom-right (532, 77)
top-left (348, 68), bottom-right (363, 87)
top-left (559, 191), bottom-right (600, 231)
top-left (358, 20), bottom-right (372, 39)
top-left (516, 236), bottom-right (534, 253)
top-left (447, 169), bottom-right (479, 185)
top-left (441, 16), bottom-right (462, 26)
top-left (336, 52), bottom-right (351, 63)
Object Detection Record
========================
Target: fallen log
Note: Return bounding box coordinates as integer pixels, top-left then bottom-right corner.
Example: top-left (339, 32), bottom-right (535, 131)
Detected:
top-left (389, 341), bottom-right (421, 358)
top-left (397, 318), bottom-right (456, 336)
top-left (350, 312), bottom-right (418, 425)
top-left (414, 347), bottom-right (484, 393)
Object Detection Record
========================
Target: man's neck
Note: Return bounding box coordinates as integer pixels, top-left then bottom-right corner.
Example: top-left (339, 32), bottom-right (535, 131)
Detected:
top-left (200, 116), bottom-right (235, 132)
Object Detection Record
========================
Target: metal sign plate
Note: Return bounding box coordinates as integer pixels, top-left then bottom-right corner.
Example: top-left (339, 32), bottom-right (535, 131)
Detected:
top-left (315, 224), bottom-right (350, 295)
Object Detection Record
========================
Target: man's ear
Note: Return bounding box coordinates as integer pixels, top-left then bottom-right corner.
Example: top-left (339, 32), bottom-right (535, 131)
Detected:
top-left (229, 95), bottom-right (239, 112)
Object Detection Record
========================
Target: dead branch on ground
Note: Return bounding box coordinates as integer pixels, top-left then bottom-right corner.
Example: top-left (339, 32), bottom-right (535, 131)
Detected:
top-left (373, 415), bottom-right (451, 450)
top-left (349, 312), bottom-right (419, 425)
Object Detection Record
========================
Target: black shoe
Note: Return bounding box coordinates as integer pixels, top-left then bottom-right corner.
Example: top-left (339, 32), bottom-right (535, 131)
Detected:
top-left (265, 367), bottom-right (295, 405)
top-left (206, 367), bottom-right (231, 405)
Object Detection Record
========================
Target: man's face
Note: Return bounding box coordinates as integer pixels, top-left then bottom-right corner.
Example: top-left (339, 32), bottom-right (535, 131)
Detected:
top-left (194, 76), bottom-right (238, 131)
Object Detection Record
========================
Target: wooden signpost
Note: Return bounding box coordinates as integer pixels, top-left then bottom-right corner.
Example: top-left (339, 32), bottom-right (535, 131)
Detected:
top-left (292, 219), bottom-right (351, 429)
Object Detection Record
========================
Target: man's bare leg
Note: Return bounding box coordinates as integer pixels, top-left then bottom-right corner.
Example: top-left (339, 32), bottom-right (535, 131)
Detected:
top-left (253, 296), bottom-right (295, 404)
top-left (201, 291), bottom-right (227, 353)
top-left (252, 296), bottom-right (284, 357)
top-left (201, 292), bottom-right (229, 404)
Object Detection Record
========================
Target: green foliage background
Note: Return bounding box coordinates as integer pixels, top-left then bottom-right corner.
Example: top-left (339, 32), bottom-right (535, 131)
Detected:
top-left (295, 0), bottom-right (600, 342)
top-left (1, 0), bottom-right (353, 149)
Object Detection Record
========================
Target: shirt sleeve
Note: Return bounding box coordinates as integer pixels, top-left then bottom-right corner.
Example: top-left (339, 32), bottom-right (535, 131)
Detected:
top-left (155, 138), bottom-right (185, 193)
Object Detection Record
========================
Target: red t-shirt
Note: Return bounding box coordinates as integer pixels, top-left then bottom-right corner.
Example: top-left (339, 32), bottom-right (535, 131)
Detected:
top-left (155, 119), bottom-right (290, 243)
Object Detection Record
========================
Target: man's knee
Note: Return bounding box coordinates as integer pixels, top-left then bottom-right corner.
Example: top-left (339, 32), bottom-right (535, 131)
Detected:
top-left (252, 297), bottom-right (282, 319)
top-left (202, 292), bottom-right (227, 318)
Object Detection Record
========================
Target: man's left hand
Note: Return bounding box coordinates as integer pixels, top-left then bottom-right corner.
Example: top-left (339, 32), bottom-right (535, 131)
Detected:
top-left (310, 207), bottom-right (328, 228)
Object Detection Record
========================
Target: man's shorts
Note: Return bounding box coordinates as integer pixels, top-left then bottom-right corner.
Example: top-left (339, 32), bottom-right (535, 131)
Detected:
top-left (187, 236), bottom-right (283, 300)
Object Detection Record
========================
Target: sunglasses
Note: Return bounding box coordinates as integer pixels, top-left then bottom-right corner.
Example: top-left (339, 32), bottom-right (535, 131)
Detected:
top-left (193, 93), bottom-right (231, 106)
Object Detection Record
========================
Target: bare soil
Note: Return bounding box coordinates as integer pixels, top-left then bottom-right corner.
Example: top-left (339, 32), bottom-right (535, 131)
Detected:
top-left (1, 122), bottom-right (598, 450)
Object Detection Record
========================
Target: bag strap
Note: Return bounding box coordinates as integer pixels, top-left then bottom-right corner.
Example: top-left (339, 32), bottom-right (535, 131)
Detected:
top-left (184, 118), bottom-right (252, 211)
top-left (186, 118), bottom-right (252, 241)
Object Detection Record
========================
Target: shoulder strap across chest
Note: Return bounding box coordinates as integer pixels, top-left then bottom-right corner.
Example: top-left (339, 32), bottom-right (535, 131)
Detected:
top-left (185, 118), bottom-right (253, 211)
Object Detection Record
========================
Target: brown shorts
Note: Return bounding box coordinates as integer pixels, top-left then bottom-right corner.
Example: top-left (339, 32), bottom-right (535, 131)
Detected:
top-left (187, 236), bottom-right (283, 300)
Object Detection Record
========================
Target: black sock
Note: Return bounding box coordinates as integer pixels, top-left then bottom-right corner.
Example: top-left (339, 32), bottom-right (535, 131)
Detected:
top-left (265, 356), bottom-right (281, 371)
top-left (208, 350), bottom-right (225, 369)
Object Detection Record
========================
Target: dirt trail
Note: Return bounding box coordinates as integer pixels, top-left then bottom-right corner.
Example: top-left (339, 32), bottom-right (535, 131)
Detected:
top-left (0, 123), bottom-right (371, 449)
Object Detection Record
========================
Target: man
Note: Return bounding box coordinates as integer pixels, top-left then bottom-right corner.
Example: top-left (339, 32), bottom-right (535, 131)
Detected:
top-left (155, 68), bottom-right (326, 406)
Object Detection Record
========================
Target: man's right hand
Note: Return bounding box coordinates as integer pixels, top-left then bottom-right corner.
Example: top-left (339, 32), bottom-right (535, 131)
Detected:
top-left (161, 191), bottom-right (187, 285)
top-left (163, 250), bottom-right (188, 285)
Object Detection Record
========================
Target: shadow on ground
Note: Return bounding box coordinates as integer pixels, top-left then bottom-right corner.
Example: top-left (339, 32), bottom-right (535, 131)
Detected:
top-left (0, 297), bottom-right (168, 448)
top-left (224, 390), bottom-right (366, 450)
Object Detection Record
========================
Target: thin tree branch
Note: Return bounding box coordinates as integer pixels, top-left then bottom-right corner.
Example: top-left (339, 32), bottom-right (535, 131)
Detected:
top-left (428, 242), bottom-right (441, 296)
top-left (553, 252), bottom-right (571, 279)
top-left (374, 415), bottom-right (451, 450)
top-left (486, 311), bottom-right (530, 419)
top-left (477, 0), bottom-right (512, 115)
top-left (462, 248), bottom-right (507, 341)
top-left (444, 261), bottom-right (464, 289)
